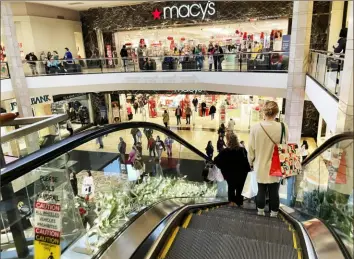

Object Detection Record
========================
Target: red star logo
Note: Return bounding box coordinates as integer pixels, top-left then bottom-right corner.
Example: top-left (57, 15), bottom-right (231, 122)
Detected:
top-left (152, 8), bottom-right (162, 20)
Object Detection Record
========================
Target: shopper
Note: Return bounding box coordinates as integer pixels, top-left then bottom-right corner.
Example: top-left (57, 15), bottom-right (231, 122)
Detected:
top-left (128, 145), bottom-right (138, 164)
top-left (118, 137), bottom-right (127, 164)
top-left (213, 44), bottom-right (224, 71)
top-left (218, 123), bottom-right (226, 139)
top-left (185, 105), bottom-right (192, 125)
top-left (205, 141), bottom-right (214, 160)
top-left (217, 136), bottom-right (226, 153)
top-left (120, 45), bottom-right (128, 71)
top-left (209, 104), bottom-right (216, 120)
top-left (195, 44), bottom-right (204, 70)
top-left (96, 136), bottom-right (104, 149)
top-left (131, 128), bottom-right (139, 145)
top-left (144, 128), bottom-right (153, 142)
top-left (162, 110), bottom-right (169, 128)
top-left (248, 101), bottom-right (288, 217)
top-left (136, 142), bottom-right (143, 156)
top-left (133, 101), bottom-right (139, 114)
top-left (136, 128), bottom-right (142, 143)
top-left (214, 133), bottom-right (251, 207)
top-left (64, 47), bottom-right (73, 64)
top-left (227, 118), bottom-right (235, 131)
top-left (165, 136), bottom-right (174, 157)
top-left (69, 169), bottom-right (78, 196)
top-left (192, 97), bottom-right (198, 112)
top-left (201, 101), bottom-right (207, 116)
top-left (152, 157), bottom-right (164, 177)
top-left (82, 171), bottom-right (95, 197)
top-left (66, 120), bottom-right (74, 136)
top-left (147, 136), bottom-right (156, 159)
top-left (155, 136), bottom-right (166, 161)
top-left (208, 43), bottom-right (215, 71)
top-left (301, 140), bottom-right (309, 161)
top-left (175, 106), bottom-right (182, 125)
top-left (25, 52), bottom-right (39, 75)
top-left (333, 28), bottom-right (347, 54)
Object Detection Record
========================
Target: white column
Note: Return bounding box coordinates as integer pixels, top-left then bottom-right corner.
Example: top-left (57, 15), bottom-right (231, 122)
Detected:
top-left (336, 2), bottom-right (353, 133)
top-left (285, 1), bottom-right (313, 143)
top-left (327, 1), bottom-right (345, 51)
top-left (1, 2), bottom-right (39, 154)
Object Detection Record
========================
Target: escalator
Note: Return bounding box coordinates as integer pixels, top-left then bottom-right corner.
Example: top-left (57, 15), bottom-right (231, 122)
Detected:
top-left (159, 205), bottom-right (299, 259)
top-left (0, 122), bottom-right (352, 259)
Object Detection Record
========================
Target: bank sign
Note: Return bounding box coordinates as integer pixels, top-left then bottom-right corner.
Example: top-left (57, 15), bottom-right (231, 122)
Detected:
top-left (152, 1), bottom-right (216, 20)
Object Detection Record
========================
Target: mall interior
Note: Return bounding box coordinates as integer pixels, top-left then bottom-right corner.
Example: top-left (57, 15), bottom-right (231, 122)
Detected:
top-left (0, 1), bottom-right (353, 259)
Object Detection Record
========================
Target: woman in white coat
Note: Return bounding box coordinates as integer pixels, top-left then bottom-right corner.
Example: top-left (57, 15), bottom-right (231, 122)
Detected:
top-left (248, 101), bottom-right (288, 217)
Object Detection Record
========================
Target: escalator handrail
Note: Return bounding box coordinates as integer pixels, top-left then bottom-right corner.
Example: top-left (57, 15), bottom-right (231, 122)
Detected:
top-left (301, 132), bottom-right (353, 167)
top-left (0, 122), bottom-right (210, 187)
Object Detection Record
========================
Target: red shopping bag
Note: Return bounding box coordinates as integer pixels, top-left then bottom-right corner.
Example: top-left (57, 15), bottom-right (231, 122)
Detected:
top-left (270, 144), bottom-right (283, 177)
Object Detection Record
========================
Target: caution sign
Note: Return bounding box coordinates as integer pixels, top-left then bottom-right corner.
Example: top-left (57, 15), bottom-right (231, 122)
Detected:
top-left (34, 201), bottom-right (61, 259)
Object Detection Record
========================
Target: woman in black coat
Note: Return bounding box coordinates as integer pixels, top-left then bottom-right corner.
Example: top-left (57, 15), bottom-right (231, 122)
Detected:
top-left (214, 133), bottom-right (251, 207)
top-left (209, 105), bottom-right (216, 120)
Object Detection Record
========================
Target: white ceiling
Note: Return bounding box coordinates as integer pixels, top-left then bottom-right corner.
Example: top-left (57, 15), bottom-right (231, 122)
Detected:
top-left (29, 1), bottom-right (145, 11)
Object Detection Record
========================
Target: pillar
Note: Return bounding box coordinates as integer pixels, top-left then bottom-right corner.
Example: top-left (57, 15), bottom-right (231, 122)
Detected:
top-left (336, 1), bottom-right (353, 133)
top-left (327, 1), bottom-right (345, 51)
top-left (285, 1), bottom-right (313, 143)
top-left (1, 2), bottom-right (39, 155)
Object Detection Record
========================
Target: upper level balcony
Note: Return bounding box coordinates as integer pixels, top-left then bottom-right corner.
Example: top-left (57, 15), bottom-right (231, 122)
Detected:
top-left (1, 52), bottom-right (289, 99)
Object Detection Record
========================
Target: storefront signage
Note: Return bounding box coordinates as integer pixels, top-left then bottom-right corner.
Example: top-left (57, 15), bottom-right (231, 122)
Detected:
top-left (10, 95), bottom-right (52, 111)
top-left (152, 1), bottom-right (216, 20)
top-left (34, 175), bottom-right (61, 259)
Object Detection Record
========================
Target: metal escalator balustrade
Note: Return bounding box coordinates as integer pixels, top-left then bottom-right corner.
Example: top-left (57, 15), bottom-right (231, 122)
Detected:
top-left (159, 205), bottom-right (301, 259)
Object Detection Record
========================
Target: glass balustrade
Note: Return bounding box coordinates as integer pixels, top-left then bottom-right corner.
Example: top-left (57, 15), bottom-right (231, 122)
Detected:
top-left (308, 50), bottom-right (344, 97)
top-left (0, 124), bottom-right (218, 259)
top-left (292, 136), bottom-right (353, 257)
top-left (1, 52), bottom-right (290, 77)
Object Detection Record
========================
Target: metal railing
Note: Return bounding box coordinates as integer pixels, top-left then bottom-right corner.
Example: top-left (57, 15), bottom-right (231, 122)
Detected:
top-left (14, 51), bottom-right (289, 77)
top-left (308, 49), bottom-right (345, 98)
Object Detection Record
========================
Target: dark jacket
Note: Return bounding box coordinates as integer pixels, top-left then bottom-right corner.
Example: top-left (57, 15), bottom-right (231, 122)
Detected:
top-left (214, 147), bottom-right (251, 181)
top-left (192, 98), bottom-right (198, 107)
top-left (218, 127), bottom-right (225, 137)
top-left (120, 48), bottom-right (128, 57)
top-left (118, 141), bottom-right (126, 154)
top-left (25, 53), bottom-right (38, 65)
top-left (206, 145), bottom-right (214, 156)
top-left (209, 105), bottom-right (216, 114)
top-left (201, 102), bottom-right (207, 109)
top-left (175, 108), bottom-right (182, 116)
top-left (217, 139), bottom-right (226, 152)
top-left (334, 37), bottom-right (346, 54)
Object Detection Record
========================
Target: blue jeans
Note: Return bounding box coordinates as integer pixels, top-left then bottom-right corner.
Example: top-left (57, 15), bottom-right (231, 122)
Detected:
top-left (196, 57), bottom-right (203, 70)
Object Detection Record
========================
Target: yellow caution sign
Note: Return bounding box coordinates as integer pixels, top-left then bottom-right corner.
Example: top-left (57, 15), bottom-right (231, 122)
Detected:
top-left (34, 240), bottom-right (61, 259)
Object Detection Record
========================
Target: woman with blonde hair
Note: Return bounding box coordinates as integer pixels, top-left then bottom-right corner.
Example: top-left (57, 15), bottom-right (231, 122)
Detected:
top-left (214, 133), bottom-right (251, 207)
top-left (248, 101), bottom-right (288, 217)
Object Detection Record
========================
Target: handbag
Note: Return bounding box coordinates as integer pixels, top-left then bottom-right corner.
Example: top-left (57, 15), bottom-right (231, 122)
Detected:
top-left (260, 122), bottom-right (301, 177)
top-left (207, 165), bottom-right (224, 182)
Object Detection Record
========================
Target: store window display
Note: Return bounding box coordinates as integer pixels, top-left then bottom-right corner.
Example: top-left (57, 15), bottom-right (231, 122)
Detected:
top-left (51, 94), bottom-right (93, 135)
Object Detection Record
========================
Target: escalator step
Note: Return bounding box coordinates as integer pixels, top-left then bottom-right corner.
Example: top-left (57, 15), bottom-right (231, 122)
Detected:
top-left (188, 215), bottom-right (293, 246)
top-left (165, 228), bottom-right (297, 259)
top-left (205, 210), bottom-right (286, 225)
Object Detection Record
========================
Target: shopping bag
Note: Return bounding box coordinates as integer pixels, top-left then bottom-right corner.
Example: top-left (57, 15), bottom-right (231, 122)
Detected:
top-left (335, 151), bottom-right (347, 184)
top-left (207, 165), bottom-right (224, 182)
top-left (241, 171), bottom-right (258, 198)
top-left (261, 122), bottom-right (302, 177)
top-left (216, 180), bottom-right (228, 198)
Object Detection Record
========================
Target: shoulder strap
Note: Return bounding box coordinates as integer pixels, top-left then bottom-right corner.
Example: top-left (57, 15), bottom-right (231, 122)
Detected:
top-left (280, 122), bottom-right (286, 144)
top-left (260, 123), bottom-right (276, 144)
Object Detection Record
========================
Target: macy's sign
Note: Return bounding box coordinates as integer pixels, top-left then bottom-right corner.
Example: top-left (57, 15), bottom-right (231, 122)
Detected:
top-left (152, 1), bottom-right (216, 20)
